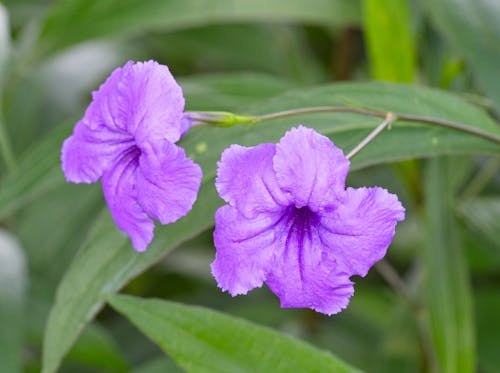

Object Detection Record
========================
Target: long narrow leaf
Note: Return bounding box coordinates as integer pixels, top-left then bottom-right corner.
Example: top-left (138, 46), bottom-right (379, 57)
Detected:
top-left (426, 0), bottom-right (500, 112)
top-left (37, 0), bottom-right (361, 58)
top-left (363, 0), bottom-right (415, 82)
top-left (423, 158), bottom-right (475, 372)
top-left (0, 230), bottom-right (27, 373)
top-left (109, 295), bottom-right (361, 373)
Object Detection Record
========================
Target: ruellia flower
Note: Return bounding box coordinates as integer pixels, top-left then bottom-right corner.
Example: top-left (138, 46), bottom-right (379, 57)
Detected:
top-left (61, 60), bottom-right (202, 252)
top-left (212, 126), bottom-right (404, 315)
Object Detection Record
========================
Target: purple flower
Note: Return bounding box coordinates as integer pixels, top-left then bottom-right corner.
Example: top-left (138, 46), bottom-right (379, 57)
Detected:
top-left (61, 60), bottom-right (202, 252)
top-left (211, 126), bottom-right (404, 315)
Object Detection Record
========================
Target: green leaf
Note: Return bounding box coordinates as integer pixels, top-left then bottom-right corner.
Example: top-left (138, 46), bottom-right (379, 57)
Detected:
top-left (426, 0), bottom-right (500, 111)
top-left (423, 158), bottom-right (475, 373)
top-left (65, 323), bottom-right (129, 373)
top-left (362, 0), bottom-right (416, 82)
top-left (160, 25), bottom-right (325, 84)
top-left (16, 183), bottom-right (102, 288)
top-left (180, 72), bottom-right (297, 111)
top-left (36, 0), bottom-right (361, 58)
top-left (0, 3), bottom-right (10, 84)
top-left (459, 197), bottom-right (500, 251)
top-left (0, 229), bottom-right (27, 373)
top-left (41, 181), bottom-right (221, 373)
top-left (475, 288), bottom-right (500, 373)
top-left (133, 357), bottom-right (183, 373)
top-left (109, 295), bottom-right (360, 373)
top-left (241, 82), bottom-right (500, 169)
top-left (0, 4), bottom-right (15, 172)
top-left (0, 123), bottom-right (70, 220)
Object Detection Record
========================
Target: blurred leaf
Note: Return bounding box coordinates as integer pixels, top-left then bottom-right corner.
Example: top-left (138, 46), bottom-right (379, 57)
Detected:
top-left (362, 0), bottom-right (415, 82)
top-left (65, 323), bottom-right (129, 373)
top-left (1, 0), bottom-right (46, 32)
top-left (180, 72), bottom-right (297, 111)
top-left (460, 195), bottom-right (500, 275)
top-left (156, 24), bottom-right (325, 83)
top-left (475, 288), bottom-right (500, 373)
top-left (439, 58), bottom-right (465, 89)
top-left (459, 197), bottom-right (500, 251)
top-left (360, 0), bottom-right (418, 210)
top-left (15, 184), bottom-right (104, 368)
top-left (423, 158), bottom-right (475, 373)
top-left (16, 183), bottom-right (102, 287)
top-left (0, 4), bottom-right (15, 173)
top-left (0, 123), bottom-right (70, 220)
top-left (0, 230), bottom-right (27, 373)
top-left (36, 0), bottom-right (361, 58)
top-left (133, 357), bottom-right (183, 373)
top-left (4, 41), bottom-right (123, 156)
top-left (109, 295), bottom-right (360, 373)
top-left (0, 3), bottom-right (10, 84)
top-left (426, 0), bottom-right (500, 111)
top-left (301, 285), bottom-right (418, 373)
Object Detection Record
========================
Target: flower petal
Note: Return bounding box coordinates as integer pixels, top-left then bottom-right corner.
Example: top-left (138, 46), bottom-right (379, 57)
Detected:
top-left (102, 149), bottom-right (154, 252)
top-left (61, 119), bottom-right (133, 183)
top-left (216, 143), bottom-right (290, 218)
top-left (320, 187), bottom-right (405, 277)
top-left (265, 218), bottom-right (354, 315)
top-left (87, 60), bottom-right (184, 145)
top-left (273, 126), bottom-right (349, 211)
top-left (136, 140), bottom-right (202, 225)
top-left (211, 205), bottom-right (285, 296)
top-left (120, 60), bottom-right (184, 145)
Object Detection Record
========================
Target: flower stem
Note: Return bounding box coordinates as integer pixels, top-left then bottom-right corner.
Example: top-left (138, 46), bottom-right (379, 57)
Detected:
top-left (346, 112), bottom-right (397, 160)
top-left (374, 259), bottom-right (413, 303)
top-left (255, 106), bottom-right (384, 121)
top-left (253, 106), bottom-right (500, 145)
top-left (190, 106), bottom-right (500, 145)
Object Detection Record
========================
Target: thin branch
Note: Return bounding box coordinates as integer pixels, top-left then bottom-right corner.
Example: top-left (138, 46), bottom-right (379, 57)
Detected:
top-left (346, 112), bottom-right (397, 160)
top-left (374, 259), bottom-right (413, 303)
top-left (255, 106), bottom-right (385, 121)
top-left (254, 106), bottom-right (500, 145)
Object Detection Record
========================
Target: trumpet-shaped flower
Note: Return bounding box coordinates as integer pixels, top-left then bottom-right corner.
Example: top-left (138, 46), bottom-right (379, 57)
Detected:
top-left (61, 60), bottom-right (202, 251)
top-left (212, 126), bottom-right (404, 315)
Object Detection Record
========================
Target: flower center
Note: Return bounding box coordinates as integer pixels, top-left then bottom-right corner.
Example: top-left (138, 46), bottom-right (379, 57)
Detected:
top-left (285, 205), bottom-right (319, 248)
top-left (121, 143), bottom-right (141, 163)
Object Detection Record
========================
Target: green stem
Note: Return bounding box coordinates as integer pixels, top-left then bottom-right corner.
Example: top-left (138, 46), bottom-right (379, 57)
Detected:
top-left (346, 112), bottom-right (397, 160)
top-left (253, 106), bottom-right (500, 145)
top-left (254, 106), bottom-right (384, 121)
top-left (374, 259), bottom-right (413, 303)
top-left (191, 106), bottom-right (500, 145)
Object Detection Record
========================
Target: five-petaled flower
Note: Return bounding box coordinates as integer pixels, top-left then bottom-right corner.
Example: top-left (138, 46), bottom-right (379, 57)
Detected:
top-left (212, 126), bottom-right (405, 315)
top-left (61, 60), bottom-right (202, 252)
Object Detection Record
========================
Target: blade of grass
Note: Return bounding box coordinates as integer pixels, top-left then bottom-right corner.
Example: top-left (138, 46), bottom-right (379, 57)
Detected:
top-left (423, 157), bottom-right (475, 372)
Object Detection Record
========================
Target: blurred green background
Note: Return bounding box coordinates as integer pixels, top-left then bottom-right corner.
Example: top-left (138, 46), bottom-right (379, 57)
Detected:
top-left (0, 0), bottom-right (499, 372)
